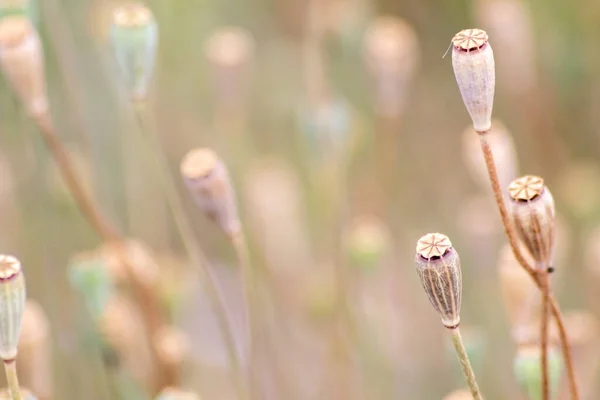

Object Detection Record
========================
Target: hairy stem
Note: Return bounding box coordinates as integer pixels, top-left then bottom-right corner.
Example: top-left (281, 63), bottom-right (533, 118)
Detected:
top-left (131, 102), bottom-right (249, 400)
top-left (31, 110), bottom-right (174, 394)
top-left (449, 327), bottom-right (483, 400)
top-left (478, 132), bottom-right (579, 399)
top-left (4, 361), bottom-right (22, 400)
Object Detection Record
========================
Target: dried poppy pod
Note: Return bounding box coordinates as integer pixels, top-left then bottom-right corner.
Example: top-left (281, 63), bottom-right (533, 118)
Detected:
top-left (204, 26), bottom-right (254, 103)
top-left (507, 175), bottom-right (556, 266)
top-left (442, 389), bottom-right (471, 400)
top-left (414, 233), bottom-right (462, 329)
top-left (180, 148), bottom-right (241, 237)
top-left (156, 387), bottom-right (200, 400)
top-left (0, 255), bottom-right (26, 363)
top-left (362, 16), bottom-right (419, 117)
top-left (110, 3), bottom-right (158, 101)
top-left (451, 29), bottom-right (495, 133)
top-left (0, 16), bottom-right (47, 116)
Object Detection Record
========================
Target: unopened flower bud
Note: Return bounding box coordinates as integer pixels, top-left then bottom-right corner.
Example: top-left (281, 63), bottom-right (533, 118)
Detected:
top-left (0, 16), bottom-right (47, 115)
top-left (414, 233), bottom-right (462, 329)
top-left (0, 255), bottom-right (26, 362)
top-left (451, 29), bottom-right (495, 133)
top-left (110, 3), bottom-right (158, 101)
top-left (156, 387), bottom-right (200, 400)
top-left (507, 175), bottom-right (556, 266)
top-left (513, 344), bottom-right (562, 400)
top-left (180, 148), bottom-right (241, 237)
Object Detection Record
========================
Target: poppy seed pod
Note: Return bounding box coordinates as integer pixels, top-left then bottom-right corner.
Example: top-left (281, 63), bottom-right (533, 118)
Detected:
top-left (0, 255), bottom-right (26, 362)
top-left (110, 3), bottom-right (158, 101)
top-left (0, 16), bottom-right (47, 116)
top-left (414, 233), bottom-right (462, 329)
top-left (180, 148), bottom-right (241, 237)
top-left (508, 175), bottom-right (556, 266)
top-left (451, 29), bottom-right (495, 133)
top-left (156, 387), bottom-right (200, 400)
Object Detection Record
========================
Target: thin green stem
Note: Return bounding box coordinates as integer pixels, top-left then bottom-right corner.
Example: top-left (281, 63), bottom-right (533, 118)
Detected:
top-left (130, 102), bottom-right (249, 400)
top-left (449, 328), bottom-right (483, 400)
top-left (4, 361), bottom-right (22, 400)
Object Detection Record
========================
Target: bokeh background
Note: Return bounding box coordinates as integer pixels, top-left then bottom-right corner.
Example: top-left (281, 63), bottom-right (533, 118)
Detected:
top-left (1, 0), bottom-right (600, 399)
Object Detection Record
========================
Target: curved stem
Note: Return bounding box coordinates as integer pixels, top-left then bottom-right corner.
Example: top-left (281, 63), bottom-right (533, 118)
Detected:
top-left (4, 361), bottom-right (22, 400)
top-left (449, 327), bottom-right (483, 400)
top-left (131, 102), bottom-right (250, 400)
top-left (31, 110), bottom-right (173, 394)
top-left (478, 132), bottom-right (579, 399)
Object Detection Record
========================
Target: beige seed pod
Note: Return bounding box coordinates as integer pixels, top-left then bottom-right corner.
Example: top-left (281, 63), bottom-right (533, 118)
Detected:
top-left (414, 233), bottom-right (462, 329)
top-left (497, 244), bottom-right (540, 344)
top-left (507, 175), bottom-right (556, 266)
top-left (154, 326), bottom-right (189, 369)
top-left (451, 28), bottom-right (495, 133)
top-left (99, 295), bottom-right (152, 383)
top-left (17, 300), bottom-right (51, 400)
top-left (443, 389), bottom-right (472, 400)
top-left (0, 17), bottom-right (47, 116)
top-left (156, 387), bottom-right (201, 400)
top-left (362, 16), bottom-right (419, 117)
top-left (180, 148), bottom-right (241, 237)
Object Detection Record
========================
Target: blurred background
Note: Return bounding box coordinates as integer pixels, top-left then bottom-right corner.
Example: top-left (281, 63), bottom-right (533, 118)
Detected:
top-left (1, 0), bottom-right (600, 399)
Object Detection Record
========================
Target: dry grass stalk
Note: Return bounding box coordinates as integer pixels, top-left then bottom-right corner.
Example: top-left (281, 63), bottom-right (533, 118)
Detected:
top-left (16, 301), bottom-right (51, 400)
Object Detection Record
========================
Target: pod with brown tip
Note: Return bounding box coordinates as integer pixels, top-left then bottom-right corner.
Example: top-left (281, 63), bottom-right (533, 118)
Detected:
top-left (507, 175), bottom-right (556, 267)
top-left (414, 233), bottom-right (462, 329)
top-left (451, 28), bottom-right (495, 133)
top-left (0, 255), bottom-right (26, 362)
top-left (180, 148), bottom-right (241, 237)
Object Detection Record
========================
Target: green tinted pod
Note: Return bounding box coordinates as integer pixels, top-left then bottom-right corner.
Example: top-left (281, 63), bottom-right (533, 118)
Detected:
top-left (110, 3), bottom-right (158, 100)
top-left (0, 255), bottom-right (26, 362)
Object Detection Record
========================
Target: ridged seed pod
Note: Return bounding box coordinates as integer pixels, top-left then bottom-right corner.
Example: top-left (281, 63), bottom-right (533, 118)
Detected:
top-left (414, 233), bottom-right (462, 329)
top-left (451, 29), bottom-right (495, 133)
top-left (110, 3), bottom-right (158, 101)
top-left (0, 255), bottom-right (26, 362)
top-left (507, 175), bottom-right (556, 266)
top-left (0, 16), bottom-right (47, 115)
top-left (180, 148), bottom-right (241, 237)
top-left (155, 387), bottom-right (200, 400)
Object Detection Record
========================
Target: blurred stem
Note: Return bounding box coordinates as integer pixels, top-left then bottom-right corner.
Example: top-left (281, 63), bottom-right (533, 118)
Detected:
top-left (30, 110), bottom-right (174, 394)
top-left (4, 361), bottom-right (22, 400)
top-left (540, 270), bottom-right (550, 400)
top-left (230, 231), bottom-right (259, 400)
top-left (449, 328), bottom-right (483, 400)
top-left (478, 131), bottom-right (579, 400)
top-left (131, 102), bottom-right (250, 400)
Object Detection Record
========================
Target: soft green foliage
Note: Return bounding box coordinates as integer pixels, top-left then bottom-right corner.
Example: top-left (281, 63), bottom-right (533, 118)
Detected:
top-left (514, 346), bottom-right (563, 400)
top-left (68, 257), bottom-right (114, 321)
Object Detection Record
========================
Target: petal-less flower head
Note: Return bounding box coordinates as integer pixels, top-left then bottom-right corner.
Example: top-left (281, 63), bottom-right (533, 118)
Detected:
top-left (110, 3), bottom-right (158, 100)
top-left (180, 148), bottom-right (241, 237)
top-left (414, 233), bottom-right (462, 329)
top-left (0, 255), bottom-right (26, 362)
top-left (507, 175), bottom-right (556, 266)
top-left (451, 28), bottom-right (495, 133)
